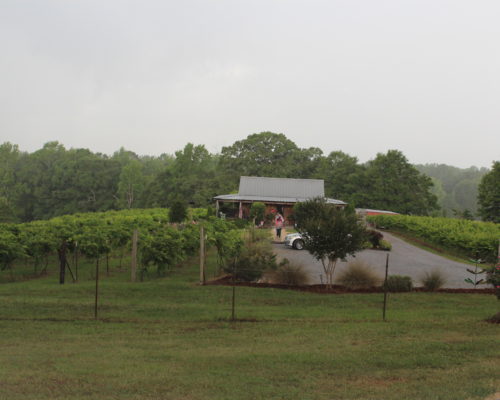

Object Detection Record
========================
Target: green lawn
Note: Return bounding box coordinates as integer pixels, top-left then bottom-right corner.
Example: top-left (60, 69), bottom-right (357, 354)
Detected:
top-left (0, 253), bottom-right (499, 400)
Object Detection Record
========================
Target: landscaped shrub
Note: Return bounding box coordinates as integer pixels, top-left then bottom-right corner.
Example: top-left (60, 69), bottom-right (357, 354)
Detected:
top-left (420, 269), bottom-right (447, 291)
top-left (336, 260), bottom-right (382, 289)
top-left (229, 240), bottom-right (278, 281)
top-left (379, 239), bottom-right (392, 251)
top-left (267, 259), bottom-right (310, 286)
top-left (250, 202), bottom-right (266, 224)
top-left (367, 230), bottom-right (383, 248)
top-left (232, 218), bottom-right (250, 229)
top-left (169, 199), bottom-right (187, 223)
top-left (384, 275), bottom-right (413, 292)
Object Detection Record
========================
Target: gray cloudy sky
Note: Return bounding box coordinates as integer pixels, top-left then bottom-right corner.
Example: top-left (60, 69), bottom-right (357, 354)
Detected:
top-left (1, 0), bottom-right (499, 168)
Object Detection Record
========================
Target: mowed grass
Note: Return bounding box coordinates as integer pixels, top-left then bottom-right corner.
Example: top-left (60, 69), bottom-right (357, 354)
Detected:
top-left (0, 252), bottom-right (499, 400)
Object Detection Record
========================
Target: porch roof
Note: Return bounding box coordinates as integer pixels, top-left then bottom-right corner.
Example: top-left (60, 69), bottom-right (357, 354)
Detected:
top-left (213, 193), bottom-right (346, 206)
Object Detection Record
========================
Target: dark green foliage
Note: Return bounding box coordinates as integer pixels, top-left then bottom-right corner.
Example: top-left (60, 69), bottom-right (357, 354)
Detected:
top-left (295, 198), bottom-right (367, 285)
top-left (420, 270), bottom-right (447, 291)
top-left (367, 229), bottom-right (383, 248)
top-left (250, 202), bottom-right (266, 223)
top-left (232, 218), bottom-right (250, 229)
top-left (169, 200), bottom-right (187, 223)
top-left (477, 161), bottom-right (500, 223)
top-left (230, 240), bottom-right (277, 281)
top-left (384, 275), bottom-right (413, 292)
top-left (140, 227), bottom-right (185, 276)
top-left (315, 151), bottom-right (364, 204)
top-left (0, 136), bottom-right (473, 221)
top-left (146, 143), bottom-right (219, 209)
top-left (361, 150), bottom-right (438, 215)
top-left (416, 163), bottom-right (489, 217)
top-left (0, 229), bottom-right (25, 271)
top-left (379, 239), bottom-right (392, 251)
top-left (179, 224), bottom-right (200, 257)
top-left (336, 260), bottom-right (382, 289)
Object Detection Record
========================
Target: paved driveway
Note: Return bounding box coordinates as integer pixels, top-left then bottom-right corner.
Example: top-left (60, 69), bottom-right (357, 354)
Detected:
top-left (273, 232), bottom-right (478, 288)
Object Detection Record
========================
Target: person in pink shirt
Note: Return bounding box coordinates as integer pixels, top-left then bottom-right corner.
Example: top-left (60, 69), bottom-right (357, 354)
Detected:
top-left (275, 213), bottom-right (284, 239)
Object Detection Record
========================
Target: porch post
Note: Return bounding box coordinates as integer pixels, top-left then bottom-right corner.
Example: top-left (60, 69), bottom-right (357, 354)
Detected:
top-left (215, 200), bottom-right (219, 217)
top-left (238, 201), bottom-right (243, 219)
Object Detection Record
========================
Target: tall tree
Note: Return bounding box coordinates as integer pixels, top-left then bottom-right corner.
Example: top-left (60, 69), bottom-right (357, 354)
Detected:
top-left (146, 143), bottom-right (218, 207)
top-left (117, 160), bottom-right (145, 209)
top-left (362, 150), bottom-right (438, 215)
top-left (294, 198), bottom-right (367, 286)
top-left (477, 161), bottom-right (500, 223)
top-left (315, 151), bottom-right (364, 204)
top-left (218, 132), bottom-right (301, 185)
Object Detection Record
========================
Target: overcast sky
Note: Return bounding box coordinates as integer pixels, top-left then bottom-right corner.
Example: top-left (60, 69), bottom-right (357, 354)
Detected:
top-left (1, 0), bottom-right (499, 168)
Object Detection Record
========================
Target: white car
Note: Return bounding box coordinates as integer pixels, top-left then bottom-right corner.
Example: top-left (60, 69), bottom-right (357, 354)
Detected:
top-left (284, 232), bottom-right (305, 250)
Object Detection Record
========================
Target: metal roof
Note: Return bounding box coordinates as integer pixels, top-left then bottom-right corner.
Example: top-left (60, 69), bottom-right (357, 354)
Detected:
top-left (213, 194), bottom-right (346, 205)
top-left (238, 176), bottom-right (325, 198)
top-left (214, 177), bottom-right (346, 205)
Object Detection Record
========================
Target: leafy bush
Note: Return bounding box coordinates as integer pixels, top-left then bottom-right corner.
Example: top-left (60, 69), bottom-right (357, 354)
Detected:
top-left (267, 259), bottom-right (310, 286)
top-left (169, 200), bottom-right (187, 223)
top-left (232, 218), bottom-right (250, 229)
top-left (379, 239), bottom-right (392, 251)
top-left (384, 275), bottom-right (413, 292)
top-left (336, 260), bottom-right (382, 289)
top-left (420, 269), bottom-right (447, 291)
top-left (367, 230), bottom-right (383, 248)
top-left (250, 202), bottom-right (266, 224)
top-left (229, 240), bottom-right (278, 281)
top-left (140, 227), bottom-right (185, 276)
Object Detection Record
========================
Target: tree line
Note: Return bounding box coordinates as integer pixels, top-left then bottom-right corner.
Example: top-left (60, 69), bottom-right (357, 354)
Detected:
top-left (0, 132), bottom-right (497, 222)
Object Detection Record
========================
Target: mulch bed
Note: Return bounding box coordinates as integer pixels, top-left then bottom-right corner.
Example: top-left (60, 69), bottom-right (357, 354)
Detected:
top-left (205, 275), bottom-right (495, 294)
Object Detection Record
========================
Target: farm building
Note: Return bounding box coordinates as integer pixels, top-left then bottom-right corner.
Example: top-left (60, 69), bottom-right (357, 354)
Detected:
top-left (214, 176), bottom-right (346, 224)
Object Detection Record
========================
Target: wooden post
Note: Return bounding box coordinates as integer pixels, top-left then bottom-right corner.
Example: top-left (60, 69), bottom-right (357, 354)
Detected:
top-left (383, 253), bottom-right (389, 321)
top-left (58, 241), bottom-right (67, 285)
top-left (74, 242), bottom-right (79, 282)
top-left (131, 229), bottom-right (138, 282)
top-left (231, 259), bottom-right (236, 322)
top-left (94, 258), bottom-right (99, 319)
top-left (200, 226), bottom-right (205, 285)
top-left (215, 200), bottom-right (219, 217)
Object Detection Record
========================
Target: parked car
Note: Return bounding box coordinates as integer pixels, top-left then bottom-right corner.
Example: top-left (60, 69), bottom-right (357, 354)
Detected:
top-left (284, 232), bottom-right (305, 250)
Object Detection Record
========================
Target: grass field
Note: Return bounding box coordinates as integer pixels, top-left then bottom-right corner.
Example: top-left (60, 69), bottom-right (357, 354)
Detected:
top-left (0, 252), bottom-right (499, 400)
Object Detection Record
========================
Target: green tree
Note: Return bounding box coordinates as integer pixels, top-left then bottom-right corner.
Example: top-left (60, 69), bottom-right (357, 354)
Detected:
top-left (218, 132), bottom-right (300, 184)
top-left (315, 151), bottom-right (364, 203)
top-left (146, 143), bottom-right (218, 208)
top-left (362, 150), bottom-right (438, 215)
top-left (478, 161), bottom-right (500, 223)
top-left (250, 202), bottom-right (266, 223)
top-left (117, 160), bottom-right (145, 209)
top-left (294, 198), bottom-right (367, 286)
top-left (416, 164), bottom-right (488, 216)
top-left (169, 199), bottom-right (187, 223)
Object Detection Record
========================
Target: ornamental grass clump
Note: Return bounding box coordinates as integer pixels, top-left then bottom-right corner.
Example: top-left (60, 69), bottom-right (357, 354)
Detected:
top-left (268, 260), bottom-right (310, 286)
top-left (384, 275), bottom-right (413, 292)
top-left (420, 269), bottom-right (447, 291)
top-left (336, 260), bottom-right (382, 289)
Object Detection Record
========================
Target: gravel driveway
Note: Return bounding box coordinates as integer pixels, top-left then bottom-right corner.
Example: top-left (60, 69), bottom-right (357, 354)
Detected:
top-left (273, 232), bottom-right (478, 289)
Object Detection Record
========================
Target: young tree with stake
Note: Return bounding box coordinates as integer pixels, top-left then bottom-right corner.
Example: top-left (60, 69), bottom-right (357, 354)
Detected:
top-left (294, 198), bottom-right (367, 287)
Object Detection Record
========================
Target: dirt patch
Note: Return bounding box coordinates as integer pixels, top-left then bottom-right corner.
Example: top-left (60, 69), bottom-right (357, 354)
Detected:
top-left (206, 275), bottom-right (495, 294)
